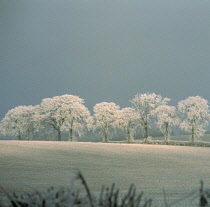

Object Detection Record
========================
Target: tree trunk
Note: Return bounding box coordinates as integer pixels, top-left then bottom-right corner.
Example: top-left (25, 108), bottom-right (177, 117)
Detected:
top-left (144, 123), bottom-right (148, 142)
top-left (26, 130), bottom-right (30, 140)
top-left (69, 128), bottom-right (73, 141)
top-left (57, 128), bottom-right (61, 141)
top-left (18, 132), bottom-right (21, 140)
top-left (104, 132), bottom-right (108, 143)
top-left (165, 122), bottom-right (169, 143)
top-left (31, 131), bottom-right (35, 140)
top-left (127, 127), bottom-right (131, 143)
top-left (43, 130), bottom-right (47, 140)
top-left (103, 127), bottom-right (108, 143)
top-left (192, 125), bottom-right (195, 144)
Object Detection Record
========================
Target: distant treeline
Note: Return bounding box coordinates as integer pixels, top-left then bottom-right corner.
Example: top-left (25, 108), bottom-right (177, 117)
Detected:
top-left (0, 93), bottom-right (209, 144)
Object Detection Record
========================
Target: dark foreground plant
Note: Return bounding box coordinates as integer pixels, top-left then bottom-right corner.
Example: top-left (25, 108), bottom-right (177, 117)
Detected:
top-left (0, 171), bottom-right (152, 207)
top-left (0, 171), bottom-right (210, 207)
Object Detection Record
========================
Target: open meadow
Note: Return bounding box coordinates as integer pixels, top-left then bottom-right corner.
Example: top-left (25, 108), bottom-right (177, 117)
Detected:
top-left (0, 141), bottom-right (210, 206)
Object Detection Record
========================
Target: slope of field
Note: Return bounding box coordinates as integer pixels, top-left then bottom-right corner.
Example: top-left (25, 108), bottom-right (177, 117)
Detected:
top-left (0, 141), bottom-right (210, 206)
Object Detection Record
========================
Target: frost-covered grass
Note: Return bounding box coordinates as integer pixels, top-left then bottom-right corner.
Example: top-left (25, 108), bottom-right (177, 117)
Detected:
top-left (0, 141), bottom-right (210, 206)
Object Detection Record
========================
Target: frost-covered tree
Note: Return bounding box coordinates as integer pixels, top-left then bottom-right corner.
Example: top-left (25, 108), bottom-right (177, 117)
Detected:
top-left (39, 97), bottom-right (65, 141)
top-left (131, 93), bottom-right (170, 142)
top-left (153, 105), bottom-right (180, 143)
top-left (33, 106), bottom-right (54, 140)
top-left (178, 96), bottom-right (210, 143)
top-left (89, 102), bottom-right (120, 142)
top-left (62, 97), bottom-right (90, 141)
top-left (117, 107), bottom-right (139, 143)
top-left (0, 105), bottom-right (37, 140)
top-left (26, 105), bottom-right (40, 139)
top-left (39, 94), bottom-right (90, 141)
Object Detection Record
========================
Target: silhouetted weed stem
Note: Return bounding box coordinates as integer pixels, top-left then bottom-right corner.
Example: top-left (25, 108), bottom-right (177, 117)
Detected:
top-left (76, 170), bottom-right (95, 207)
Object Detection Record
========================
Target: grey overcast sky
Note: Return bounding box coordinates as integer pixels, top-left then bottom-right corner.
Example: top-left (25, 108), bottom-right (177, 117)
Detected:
top-left (1, 0), bottom-right (210, 119)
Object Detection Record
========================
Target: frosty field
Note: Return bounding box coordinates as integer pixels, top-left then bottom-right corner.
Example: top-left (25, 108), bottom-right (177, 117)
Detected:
top-left (0, 141), bottom-right (210, 206)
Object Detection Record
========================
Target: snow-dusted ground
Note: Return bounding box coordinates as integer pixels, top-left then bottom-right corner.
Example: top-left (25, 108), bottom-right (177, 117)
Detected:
top-left (0, 141), bottom-right (210, 206)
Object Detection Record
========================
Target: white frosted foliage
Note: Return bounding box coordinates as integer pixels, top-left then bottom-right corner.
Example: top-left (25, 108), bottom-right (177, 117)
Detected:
top-left (89, 102), bottom-right (120, 142)
top-left (39, 94), bottom-right (90, 141)
top-left (131, 93), bottom-right (170, 141)
top-left (116, 107), bottom-right (139, 142)
top-left (0, 105), bottom-right (37, 140)
top-left (153, 105), bottom-right (180, 142)
top-left (178, 96), bottom-right (209, 142)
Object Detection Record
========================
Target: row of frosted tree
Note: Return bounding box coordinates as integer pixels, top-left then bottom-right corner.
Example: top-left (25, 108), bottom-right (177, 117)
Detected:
top-left (0, 93), bottom-right (209, 143)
